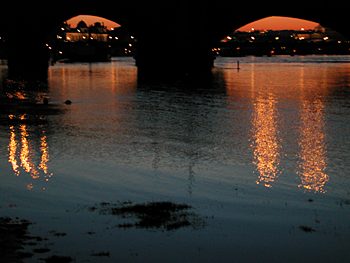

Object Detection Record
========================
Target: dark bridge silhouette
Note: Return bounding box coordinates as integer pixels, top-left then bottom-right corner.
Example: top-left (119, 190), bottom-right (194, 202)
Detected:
top-left (1, 1), bottom-right (349, 81)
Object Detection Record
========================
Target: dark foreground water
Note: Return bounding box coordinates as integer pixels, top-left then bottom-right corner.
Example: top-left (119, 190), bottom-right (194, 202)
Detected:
top-left (0, 56), bottom-right (350, 262)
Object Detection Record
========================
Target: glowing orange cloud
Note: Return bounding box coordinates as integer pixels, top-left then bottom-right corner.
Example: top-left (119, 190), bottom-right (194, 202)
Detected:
top-left (66, 15), bottom-right (121, 29)
top-left (237, 16), bottom-right (319, 31)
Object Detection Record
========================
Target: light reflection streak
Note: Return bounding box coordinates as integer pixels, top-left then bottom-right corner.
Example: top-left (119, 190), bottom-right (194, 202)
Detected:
top-left (224, 63), bottom-right (281, 188)
top-left (39, 134), bottom-right (49, 174)
top-left (251, 95), bottom-right (280, 188)
top-left (297, 68), bottom-right (329, 193)
top-left (20, 124), bottom-right (36, 176)
top-left (248, 63), bottom-right (280, 188)
top-left (7, 114), bottom-right (52, 189)
top-left (223, 60), bottom-right (335, 192)
top-left (8, 125), bottom-right (19, 176)
top-left (298, 99), bottom-right (328, 192)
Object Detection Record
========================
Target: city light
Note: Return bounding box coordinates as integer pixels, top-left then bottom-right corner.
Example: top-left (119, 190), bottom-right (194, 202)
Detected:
top-left (217, 26), bottom-right (348, 56)
top-left (51, 19), bottom-right (138, 59)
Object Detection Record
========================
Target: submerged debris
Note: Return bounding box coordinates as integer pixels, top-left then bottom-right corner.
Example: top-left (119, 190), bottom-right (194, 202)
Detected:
top-left (0, 217), bottom-right (33, 262)
top-left (88, 201), bottom-right (205, 231)
top-left (299, 225), bottom-right (316, 233)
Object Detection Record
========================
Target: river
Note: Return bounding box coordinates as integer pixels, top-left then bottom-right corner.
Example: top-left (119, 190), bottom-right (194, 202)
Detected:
top-left (0, 55), bottom-right (349, 262)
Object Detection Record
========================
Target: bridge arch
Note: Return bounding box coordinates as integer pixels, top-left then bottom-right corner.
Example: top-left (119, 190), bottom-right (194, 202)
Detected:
top-left (211, 14), bottom-right (349, 57)
top-left (1, 1), bottom-right (349, 81)
top-left (46, 14), bottom-right (136, 63)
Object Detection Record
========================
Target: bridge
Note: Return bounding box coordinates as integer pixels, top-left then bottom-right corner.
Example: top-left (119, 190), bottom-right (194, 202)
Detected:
top-left (0, 1), bottom-right (349, 81)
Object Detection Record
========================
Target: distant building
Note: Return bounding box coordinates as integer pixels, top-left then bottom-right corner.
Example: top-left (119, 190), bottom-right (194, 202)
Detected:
top-left (65, 21), bottom-right (109, 42)
top-left (216, 27), bottom-right (350, 57)
top-left (50, 20), bottom-right (137, 61)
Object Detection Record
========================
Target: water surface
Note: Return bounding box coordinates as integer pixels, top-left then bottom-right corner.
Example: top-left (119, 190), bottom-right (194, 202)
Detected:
top-left (0, 56), bottom-right (349, 262)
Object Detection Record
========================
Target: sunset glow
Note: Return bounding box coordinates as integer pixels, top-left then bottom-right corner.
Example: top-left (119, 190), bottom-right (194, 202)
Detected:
top-left (66, 15), bottom-right (121, 29)
top-left (237, 16), bottom-right (319, 31)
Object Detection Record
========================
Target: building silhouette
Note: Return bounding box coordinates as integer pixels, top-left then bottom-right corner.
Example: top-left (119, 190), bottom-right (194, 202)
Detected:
top-left (216, 26), bottom-right (350, 57)
top-left (49, 20), bottom-right (136, 62)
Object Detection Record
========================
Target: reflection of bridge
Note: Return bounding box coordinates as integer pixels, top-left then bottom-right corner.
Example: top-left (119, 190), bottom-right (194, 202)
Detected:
top-left (1, 1), bottom-right (349, 80)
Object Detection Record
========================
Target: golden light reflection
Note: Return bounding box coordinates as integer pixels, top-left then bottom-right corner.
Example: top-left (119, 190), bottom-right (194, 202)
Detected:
top-left (296, 66), bottom-right (329, 193)
top-left (297, 67), bottom-right (329, 192)
top-left (223, 63), bottom-right (281, 188)
top-left (19, 123), bottom-right (40, 179)
top-left (39, 134), bottom-right (49, 174)
top-left (298, 99), bottom-right (328, 192)
top-left (8, 125), bottom-right (19, 176)
top-left (7, 114), bottom-right (52, 189)
top-left (251, 95), bottom-right (280, 188)
top-left (222, 59), bottom-right (342, 192)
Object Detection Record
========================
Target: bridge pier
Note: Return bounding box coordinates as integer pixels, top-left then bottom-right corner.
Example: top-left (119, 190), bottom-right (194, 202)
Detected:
top-left (5, 2), bottom-right (218, 83)
top-left (6, 32), bottom-right (49, 80)
top-left (134, 2), bottom-right (215, 82)
top-left (135, 36), bottom-right (215, 82)
top-left (6, 33), bottom-right (214, 83)
top-left (136, 48), bottom-right (215, 82)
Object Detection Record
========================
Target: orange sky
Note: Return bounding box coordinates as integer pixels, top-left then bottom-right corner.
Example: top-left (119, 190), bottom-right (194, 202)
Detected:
top-left (237, 16), bottom-right (319, 31)
top-left (66, 15), bottom-right (120, 29)
top-left (66, 15), bottom-right (319, 31)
